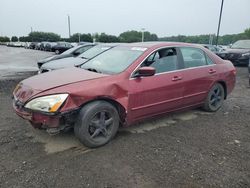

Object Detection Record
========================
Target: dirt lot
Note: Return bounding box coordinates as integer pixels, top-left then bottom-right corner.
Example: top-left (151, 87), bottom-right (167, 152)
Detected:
top-left (0, 46), bottom-right (250, 188)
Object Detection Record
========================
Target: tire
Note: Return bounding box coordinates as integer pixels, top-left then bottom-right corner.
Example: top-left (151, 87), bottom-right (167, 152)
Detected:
top-left (203, 83), bottom-right (225, 112)
top-left (74, 101), bottom-right (120, 148)
top-left (55, 49), bottom-right (60, 54)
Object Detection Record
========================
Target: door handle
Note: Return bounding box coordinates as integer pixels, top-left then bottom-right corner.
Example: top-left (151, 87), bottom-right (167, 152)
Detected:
top-left (172, 76), bottom-right (182, 81)
top-left (208, 69), bottom-right (216, 74)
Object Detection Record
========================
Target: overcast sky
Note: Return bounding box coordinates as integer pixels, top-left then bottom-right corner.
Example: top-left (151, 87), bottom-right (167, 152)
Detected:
top-left (0, 0), bottom-right (249, 38)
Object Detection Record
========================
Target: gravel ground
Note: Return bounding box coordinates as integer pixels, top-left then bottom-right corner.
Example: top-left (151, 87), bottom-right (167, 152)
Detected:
top-left (0, 46), bottom-right (250, 188)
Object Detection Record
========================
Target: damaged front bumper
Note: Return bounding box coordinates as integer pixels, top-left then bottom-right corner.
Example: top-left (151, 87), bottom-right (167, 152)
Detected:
top-left (13, 97), bottom-right (79, 133)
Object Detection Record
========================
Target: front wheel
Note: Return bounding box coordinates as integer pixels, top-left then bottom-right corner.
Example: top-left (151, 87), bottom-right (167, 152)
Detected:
top-left (203, 83), bottom-right (225, 112)
top-left (74, 101), bottom-right (120, 148)
top-left (55, 49), bottom-right (60, 54)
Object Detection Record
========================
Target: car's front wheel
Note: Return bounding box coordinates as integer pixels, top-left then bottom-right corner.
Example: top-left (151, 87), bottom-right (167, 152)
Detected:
top-left (203, 83), bottom-right (225, 112)
top-left (74, 101), bottom-right (120, 148)
top-left (55, 49), bottom-right (60, 54)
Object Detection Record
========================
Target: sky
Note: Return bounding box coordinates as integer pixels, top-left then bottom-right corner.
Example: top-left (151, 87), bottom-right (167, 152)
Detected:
top-left (0, 0), bottom-right (249, 38)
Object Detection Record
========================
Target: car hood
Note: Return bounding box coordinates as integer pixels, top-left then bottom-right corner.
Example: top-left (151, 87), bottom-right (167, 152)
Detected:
top-left (222, 48), bottom-right (250, 54)
top-left (38, 55), bottom-right (56, 63)
top-left (14, 67), bottom-right (107, 103)
top-left (41, 57), bottom-right (87, 70)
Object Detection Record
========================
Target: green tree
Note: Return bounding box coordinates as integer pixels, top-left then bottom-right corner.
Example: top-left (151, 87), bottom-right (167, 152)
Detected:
top-left (244, 28), bottom-right (250, 38)
top-left (0, 36), bottom-right (10, 42)
top-left (119, 30), bottom-right (141, 42)
top-left (119, 30), bottom-right (158, 43)
top-left (19, 36), bottom-right (31, 42)
top-left (98, 33), bottom-right (120, 43)
top-left (69, 33), bottom-right (93, 43)
top-left (159, 27), bottom-right (250, 45)
top-left (11, 36), bottom-right (18, 42)
top-left (28, 32), bottom-right (60, 42)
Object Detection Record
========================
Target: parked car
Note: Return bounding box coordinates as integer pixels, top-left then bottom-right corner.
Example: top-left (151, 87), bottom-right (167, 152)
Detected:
top-left (35, 43), bottom-right (41, 50)
top-left (37, 43), bottom-right (96, 68)
top-left (44, 42), bottom-right (57, 51)
top-left (29, 42), bottom-right (38, 49)
top-left (13, 42), bottom-right (236, 148)
top-left (201, 44), bottom-right (222, 54)
top-left (39, 44), bottom-right (117, 73)
top-left (248, 59), bottom-right (250, 86)
top-left (217, 40), bottom-right (250, 66)
top-left (40, 42), bottom-right (50, 51)
top-left (51, 42), bottom-right (73, 54)
top-left (24, 42), bottom-right (31, 49)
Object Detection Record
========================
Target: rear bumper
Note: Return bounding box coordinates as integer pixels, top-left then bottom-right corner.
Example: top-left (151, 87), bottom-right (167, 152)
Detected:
top-left (13, 99), bottom-right (79, 129)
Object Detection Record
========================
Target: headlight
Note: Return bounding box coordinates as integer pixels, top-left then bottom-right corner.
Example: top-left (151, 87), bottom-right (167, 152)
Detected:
top-left (25, 94), bottom-right (68, 112)
top-left (242, 52), bottom-right (250, 57)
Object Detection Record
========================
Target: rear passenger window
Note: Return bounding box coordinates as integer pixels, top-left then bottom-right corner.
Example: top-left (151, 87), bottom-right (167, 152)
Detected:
top-left (180, 47), bottom-right (207, 68)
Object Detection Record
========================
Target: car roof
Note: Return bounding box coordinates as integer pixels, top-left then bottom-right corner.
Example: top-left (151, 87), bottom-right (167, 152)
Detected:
top-left (117, 42), bottom-right (205, 49)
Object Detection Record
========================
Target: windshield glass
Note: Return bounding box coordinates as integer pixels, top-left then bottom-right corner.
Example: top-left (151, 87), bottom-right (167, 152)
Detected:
top-left (231, 40), bottom-right (250, 49)
top-left (81, 46), bottom-right (146, 74)
top-left (61, 45), bottom-right (81, 55)
top-left (79, 45), bottom-right (112, 59)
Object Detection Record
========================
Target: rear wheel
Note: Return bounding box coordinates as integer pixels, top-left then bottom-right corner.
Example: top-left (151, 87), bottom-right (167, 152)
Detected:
top-left (55, 49), bottom-right (60, 54)
top-left (203, 83), bottom-right (225, 112)
top-left (74, 101), bottom-right (119, 148)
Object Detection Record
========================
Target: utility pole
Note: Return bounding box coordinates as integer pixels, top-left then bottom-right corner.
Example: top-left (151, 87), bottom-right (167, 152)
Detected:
top-left (141, 28), bottom-right (145, 42)
top-left (216, 0), bottom-right (224, 46)
top-left (31, 27), bottom-right (33, 33)
top-left (68, 15), bottom-right (71, 38)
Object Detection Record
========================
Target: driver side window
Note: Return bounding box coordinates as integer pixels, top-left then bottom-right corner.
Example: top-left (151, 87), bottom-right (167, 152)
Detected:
top-left (141, 48), bottom-right (178, 74)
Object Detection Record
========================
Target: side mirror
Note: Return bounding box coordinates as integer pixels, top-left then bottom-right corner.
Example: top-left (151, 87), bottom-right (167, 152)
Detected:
top-left (134, 67), bottom-right (155, 78)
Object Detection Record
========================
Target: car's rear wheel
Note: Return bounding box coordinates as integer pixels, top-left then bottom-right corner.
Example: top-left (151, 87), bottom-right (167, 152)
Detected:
top-left (55, 49), bottom-right (60, 54)
top-left (74, 101), bottom-right (119, 148)
top-left (203, 83), bottom-right (225, 112)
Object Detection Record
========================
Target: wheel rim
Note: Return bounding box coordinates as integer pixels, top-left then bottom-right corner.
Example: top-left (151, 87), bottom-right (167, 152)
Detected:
top-left (88, 111), bottom-right (114, 142)
top-left (209, 85), bottom-right (223, 108)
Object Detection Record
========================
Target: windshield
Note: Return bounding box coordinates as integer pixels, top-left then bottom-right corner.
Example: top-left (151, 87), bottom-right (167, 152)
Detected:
top-left (61, 45), bottom-right (82, 55)
top-left (79, 45), bottom-right (112, 59)
top-left (81, 46), bottom-right (146, 74)
top-left (231, 40), bottom-right (250, 49)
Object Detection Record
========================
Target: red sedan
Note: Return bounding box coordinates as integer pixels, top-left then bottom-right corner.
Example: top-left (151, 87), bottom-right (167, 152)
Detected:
top-left (13, 42), bottom-right (236, 148)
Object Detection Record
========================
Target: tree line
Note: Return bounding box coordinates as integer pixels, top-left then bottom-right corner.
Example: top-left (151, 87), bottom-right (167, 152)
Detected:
top-left (1, 28), bottom-right (249, 45)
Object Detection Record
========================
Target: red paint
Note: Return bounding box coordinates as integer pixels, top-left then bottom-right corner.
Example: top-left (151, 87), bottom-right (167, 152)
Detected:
top-left (13, 42), bottom-right (236, 129)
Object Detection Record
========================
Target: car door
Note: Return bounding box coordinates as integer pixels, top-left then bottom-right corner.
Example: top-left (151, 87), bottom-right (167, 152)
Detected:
top-left (179, 47), bottom-right (217, 106)
top-left (127, 47), bottom-right (185, 122)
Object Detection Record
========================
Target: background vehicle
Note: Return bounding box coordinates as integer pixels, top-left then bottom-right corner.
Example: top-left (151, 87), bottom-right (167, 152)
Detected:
top-left (37, 43), bottom-right (96, 68)
top-left (29, 42), bottom-right (38, 49)
top-left (39, 44), bottom-right (117, 73)
top-left (13, 42), bottom-right (236, 148)
top-left (40, 42), bottom-right (50, 51)
top-left (35, 42), bottom-right (41, 50)
top-left (44, 42), bottom-right (57, 51)
top-left (202, 44), bottom-right (222, 54)
top-left (51, 42), bottom-right (73, 54)
top-left (217, 40), bottom-right (250, 66)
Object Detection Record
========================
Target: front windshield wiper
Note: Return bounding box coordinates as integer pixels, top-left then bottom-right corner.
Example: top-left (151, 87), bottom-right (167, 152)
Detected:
top-left (84, 68), bottom-right (102, 73)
